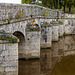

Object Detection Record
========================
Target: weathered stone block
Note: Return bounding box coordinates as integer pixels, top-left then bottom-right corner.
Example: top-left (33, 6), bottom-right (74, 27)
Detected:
top-left (52, 25), bottom-right (59, 41)
top-left (41, 26), bottom-right (52, 48)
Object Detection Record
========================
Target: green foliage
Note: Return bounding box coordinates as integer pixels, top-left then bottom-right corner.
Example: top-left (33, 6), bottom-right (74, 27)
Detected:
top-left (22, 0), bottom-right (75, 13)
top-left (50, 20), bottom-right (63, 25)
top-left (43, 9), bottom-right (49, 17)
top-left (16, 9), bottom-right (24, 19)
top-left (34, 2), bottom-right (43, 6)
top-left (29, 28), bottom-right (37, 31)
top-left (0, 36), bottom-right (18, 43)
top-left (42, 0), bottom-right (75, 13)
top-left (26, 23), bottom-right (40, 31)
top-left (7, 19), bottom-right (10, 24)
top-left (22, 0), bottom-right (33, 4)
top-left (29, 27), bottom-right (40, 31)
top-left (0, 31), bottom-right (4, 33)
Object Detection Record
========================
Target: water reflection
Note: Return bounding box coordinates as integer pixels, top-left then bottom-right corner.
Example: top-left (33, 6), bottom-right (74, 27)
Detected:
top-left (19, 60), bottom-right (40, 75)
top-left (1, 36), bottom-right (75, 75)
top-left (50, 55), bottom-right (75, 75)
top-left (19, 35), bottom-right (75, 75)
top-left (40, 49), bottom-right (52, 75)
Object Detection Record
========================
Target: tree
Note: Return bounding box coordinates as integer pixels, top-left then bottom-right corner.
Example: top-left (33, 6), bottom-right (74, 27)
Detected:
top-left (22, 0), bottom-right (33, 4)
top-left (67, 0), bottom-right (74, 13)
top-left (59, 0), bottom-right (62, 9)
top-left (42, 0), bottom-right (48, 7)
top-left (22, 0), bottom-right (75, 13)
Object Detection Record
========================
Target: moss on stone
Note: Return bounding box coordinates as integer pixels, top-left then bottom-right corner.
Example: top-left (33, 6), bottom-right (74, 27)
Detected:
top-left (50, 20), bottom-right (63, 25)
top-left (26, 23), bottom-right (40, 31)
top-left (0, 36), bottom-right (18, 43)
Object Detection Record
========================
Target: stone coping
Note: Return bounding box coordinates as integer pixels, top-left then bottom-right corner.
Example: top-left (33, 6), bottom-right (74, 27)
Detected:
top-left (50, 24), bottom-right (60, 26)
top-left (0, 34), bottom-right (19, 43)
top-left (0, 3), bottom-right (59, 11)
top-left (0, 40), bottom-right (18, 43)
top-left (26, 30), bottom-right (41, 32)
top-left (0, 40), bottom-right (12, 43)
top-left (0, 17), bottom-right (75, 26)
top-left (41, 25), bottom-right (52, 27)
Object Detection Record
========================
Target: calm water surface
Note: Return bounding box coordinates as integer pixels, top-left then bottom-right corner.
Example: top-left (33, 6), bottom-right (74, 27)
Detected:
top-left (19, 35), bottom-right (75, 75)
top-left (0, 35), bottom-right (75, 75)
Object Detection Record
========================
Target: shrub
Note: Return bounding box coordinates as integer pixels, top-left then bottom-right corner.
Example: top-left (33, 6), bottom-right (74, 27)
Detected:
top-left (15, 9), bottom-right (24, 19)
top-left (7, 19), bottom-right (11, 24)
top-left (0, 36), bottom-right (18, 43)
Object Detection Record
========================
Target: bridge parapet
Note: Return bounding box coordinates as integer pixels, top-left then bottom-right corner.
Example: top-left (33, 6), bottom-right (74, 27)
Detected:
top-left (0, 17), bottom-right (75, 59)
top-left (0, 3), bottom-right (62, 20)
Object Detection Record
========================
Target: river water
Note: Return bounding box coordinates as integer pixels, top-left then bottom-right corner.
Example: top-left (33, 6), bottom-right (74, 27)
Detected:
top-left (0, 35), bottom-right (75, 75)
top-left (19, 35), bottom-right (75, 75)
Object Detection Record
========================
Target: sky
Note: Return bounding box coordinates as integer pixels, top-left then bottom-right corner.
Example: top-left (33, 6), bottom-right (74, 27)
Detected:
top-left (0, 0), bottom-right (21, 4)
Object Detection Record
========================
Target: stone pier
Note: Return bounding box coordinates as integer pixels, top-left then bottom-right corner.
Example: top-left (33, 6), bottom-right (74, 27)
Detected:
top-left (24, 31), bottom-right (40, 59)
top-left (59, 24), bottom-right (64, 37)
top-left (0, 40), bottom-right (18, 75)
top-left (64, 19), bottom-right (75, 35)
top-left (19, 23), bottom-right (41, 59)
top-left (41, 23), bottom-right (52, 48)
top-left (52, 25), bottom-right (59, 41)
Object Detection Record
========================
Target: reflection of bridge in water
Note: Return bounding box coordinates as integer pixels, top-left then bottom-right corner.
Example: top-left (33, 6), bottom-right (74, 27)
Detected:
top-left (0, 35), bottom-right (75, 75)
top-left (18, 35), bottom-right (75, 75)
top-left (41, 35), bottom-right (75, 75)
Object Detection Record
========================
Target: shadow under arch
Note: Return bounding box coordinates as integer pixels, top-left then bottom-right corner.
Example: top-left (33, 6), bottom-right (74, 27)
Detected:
top-left (13, 31), bottom-right (25, 58)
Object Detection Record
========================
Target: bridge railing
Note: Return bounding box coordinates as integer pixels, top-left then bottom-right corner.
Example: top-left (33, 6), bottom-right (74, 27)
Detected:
top-left (0, 3), bottom-right (62, 20)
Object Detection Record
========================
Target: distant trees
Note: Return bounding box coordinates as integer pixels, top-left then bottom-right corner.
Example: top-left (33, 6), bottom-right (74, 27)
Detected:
top-left (21, 0), bottom-right (75, 13)
top-left (21, 0), bottom-right (43, 6)
top-left (21, 0), bottom-right (33, 4)
top-left (42, 0), bottom-right (75, 13)
top-left (66, 0), bottom-right (74, 13)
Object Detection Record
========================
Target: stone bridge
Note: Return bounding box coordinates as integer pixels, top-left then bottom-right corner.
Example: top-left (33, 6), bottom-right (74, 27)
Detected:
top-left (0, 17), bottom-right (56, 59)
top-left (0, 17), bottom-right (75, 59)
top-left (0, 3), bottom-right (62, 59)
top-left (0, 3), bottom-right (75, 59)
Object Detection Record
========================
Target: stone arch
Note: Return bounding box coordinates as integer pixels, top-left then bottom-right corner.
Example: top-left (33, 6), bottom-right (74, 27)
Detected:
top-left (13, 31), bottom-right (25, 58)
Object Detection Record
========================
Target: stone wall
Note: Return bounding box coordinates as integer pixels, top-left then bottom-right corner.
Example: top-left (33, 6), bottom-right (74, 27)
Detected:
top-left (52, 35), bottom-right (75, 58)
top-left (64, 19), bottom-right (75, 35)
top-left (0, 3), bottom-right (62, 20)
top-left (0, 21), bottom-right (26, 37)
top-left (65, 13), bottom-right (75, 18)
top-left (0, 17), bottom-right (75, 59)
top-left (52, 25), bottom-right (59, 41)
top-left (41, 26), bottom-right (52, 48)
top-left (0, 40), bottom-right (18, 75)
top-left (58, 24), bottom-right (64, 37)
top-left (19, 31), bottom-right (40, 59)
top-left (63, 36), bottom-right (75, 56)
top-left (40, 35), bottom-right (75, 74)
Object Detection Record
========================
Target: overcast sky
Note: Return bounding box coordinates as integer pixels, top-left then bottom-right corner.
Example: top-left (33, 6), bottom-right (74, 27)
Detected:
top-left (0, 0), bottom-right (21, 4)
